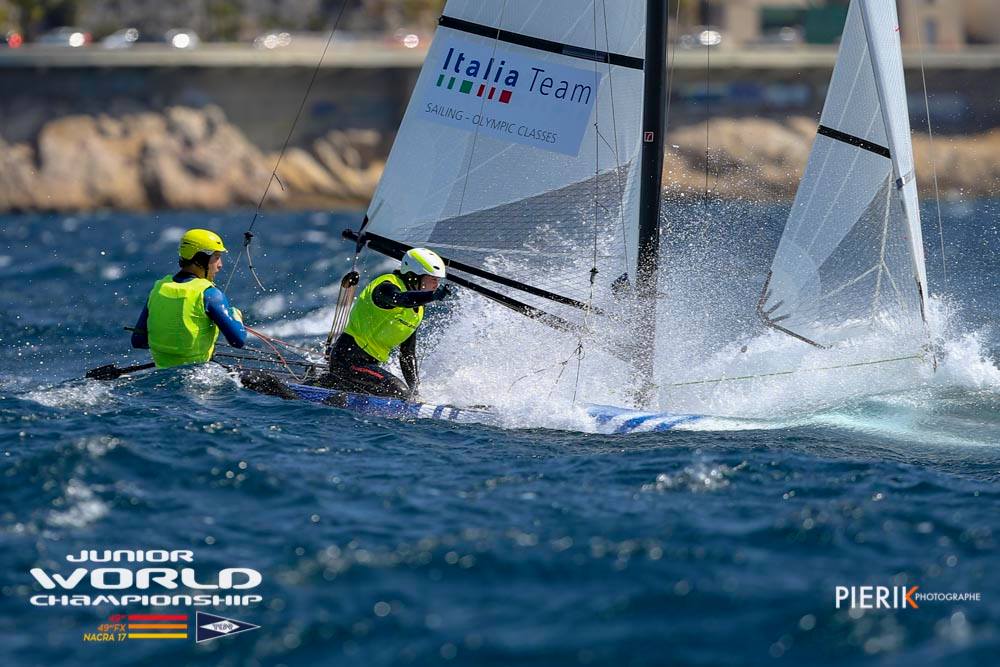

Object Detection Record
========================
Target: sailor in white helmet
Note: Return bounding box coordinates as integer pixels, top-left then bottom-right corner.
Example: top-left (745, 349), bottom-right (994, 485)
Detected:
top-left (320, 248), bottom-right (450, 399)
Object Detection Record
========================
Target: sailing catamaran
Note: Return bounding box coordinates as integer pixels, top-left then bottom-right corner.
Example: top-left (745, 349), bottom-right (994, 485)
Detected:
top-left (276, 0), bottom-right (929, 429)
top-left (292, 0), bottom-right (678, 430)
top-left (89, 0), bottom-right (928, 433)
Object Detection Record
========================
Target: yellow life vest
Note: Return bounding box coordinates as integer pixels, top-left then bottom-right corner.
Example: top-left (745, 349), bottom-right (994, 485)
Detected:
top-left (145, 274), bottom-right (220, 368)
top-left (344, 273), bottom-right (424, 363)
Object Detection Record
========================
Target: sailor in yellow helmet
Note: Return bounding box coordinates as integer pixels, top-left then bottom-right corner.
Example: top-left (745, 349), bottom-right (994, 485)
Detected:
top-left (131, 229), bottom-right (247, 368)
top-left (320, 247), bottom-right (450, 399)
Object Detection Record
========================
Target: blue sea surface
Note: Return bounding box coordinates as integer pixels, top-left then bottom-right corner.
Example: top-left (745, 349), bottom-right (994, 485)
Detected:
top-left (0, 203), bottom-right (998, 666)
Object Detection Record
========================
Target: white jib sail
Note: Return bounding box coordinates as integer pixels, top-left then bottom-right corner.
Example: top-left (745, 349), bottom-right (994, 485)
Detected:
top-left (760, 0), bottom-right (928, 348)
top-left (363, 0), bottom-right (647, 330)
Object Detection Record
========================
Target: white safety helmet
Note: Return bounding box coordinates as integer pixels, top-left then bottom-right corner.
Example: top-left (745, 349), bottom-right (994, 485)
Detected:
top-left (400, 248), bottom-right (447, 278)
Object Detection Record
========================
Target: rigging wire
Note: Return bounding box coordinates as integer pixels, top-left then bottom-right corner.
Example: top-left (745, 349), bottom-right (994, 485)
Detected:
top-left (703, 28), bottom-right (711, 209)
top-left (599, 0), bottom-right (630, 279)
top-left (574, 0), bottom-right (606, 404)
top-left (221, 324), bottom-right (329, 382)
top-left (656, 353), bottom-right (926, 391)
top-left (663, 0), bottom-right (681, 240)
top-left (506, 342), bottom-right (585, 397)
top-left (700, 19), bottom-right (714, 241)
top-left (913, 17), bottom-right (947, 288)
top-left (214, 351), bottom-right (317, 370)
top-left (454, 0), bottom-right (511, 218)
top-left (245, 327), bottom-right (305, 382)
top-left (244, 326), bottom-right (322, 359)
top-left (223, 0), bottom-right (353, 293)
top-left (557, 343), bottom-right (585, 402)
top-left (572, 0), bottom-right (629, 404)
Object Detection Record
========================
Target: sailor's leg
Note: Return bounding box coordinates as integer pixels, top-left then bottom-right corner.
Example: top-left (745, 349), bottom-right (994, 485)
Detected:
top-left (317, 362), bottom-right (410, 399)
top-left (344, 363), bottom-right (411, 399)
top-left (323, 335), bottom-right (413, 399)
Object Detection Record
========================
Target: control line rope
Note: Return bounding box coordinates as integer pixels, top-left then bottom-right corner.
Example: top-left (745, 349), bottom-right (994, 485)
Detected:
top-left (214, 351), bottom-right (317, 370)
top-left (661, 0), bottom-right (681, 238)
top-left (245, 327), bottom-right (304, 382)
top-left (224, 0), bottom-right (353, 292)
top-left (576, 1), bottom-right (604, 405)
top-left (658, 353), bottom-right (925, 389)
top-left (703, 34), bottom-right (710, 207)
top-left (599, 0), bottom-right (630, 278)
top-left (454, 0), bottom-right (511, 219)
top-left (506, 342), bottom-right (585, 398)
top-left (913, 16), bottom-right (947, 288)
top-left (244, 326), bottom-right (321, 358)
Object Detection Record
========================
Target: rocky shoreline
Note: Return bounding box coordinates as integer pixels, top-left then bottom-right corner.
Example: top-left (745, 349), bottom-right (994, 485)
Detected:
top-left (0, 106), bottom-right (996, 213)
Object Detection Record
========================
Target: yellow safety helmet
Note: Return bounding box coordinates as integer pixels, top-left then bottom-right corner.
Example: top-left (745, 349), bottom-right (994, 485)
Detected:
top-left (178, 229), bottom-right (227, 260)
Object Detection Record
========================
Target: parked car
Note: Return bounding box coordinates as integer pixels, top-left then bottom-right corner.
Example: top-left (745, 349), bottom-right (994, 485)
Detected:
top-left (756, 26), bottom-right (804, 47)
top-left (36, 27), bottom-right (91, 47)
top-left (253, 31), bottom-right (292, 50)
top-left (101, 27), bottom-right (199, 49)
top-left (164, 29), bottom-right (199, 49)
top-left (1, 31), bottom-right (23, 48)
top-left (678, 26), bottom-right (723, 49)
top-left (101, 27), bottom-right (159, 48)
top-left (386, 28), bottom-right (426, 49)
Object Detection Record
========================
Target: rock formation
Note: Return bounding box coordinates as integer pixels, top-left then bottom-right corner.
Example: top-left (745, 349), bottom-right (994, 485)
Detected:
top-left (663, 116), bottom-right (1000, 201)
top-left (0, 106), bottom-right (995, 213)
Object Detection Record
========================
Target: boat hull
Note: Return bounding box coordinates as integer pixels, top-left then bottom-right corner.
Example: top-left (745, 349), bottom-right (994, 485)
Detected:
top-left (287, 383), bottom-right (498, 425)
top-left (286, 383), bottom-right (704, 433)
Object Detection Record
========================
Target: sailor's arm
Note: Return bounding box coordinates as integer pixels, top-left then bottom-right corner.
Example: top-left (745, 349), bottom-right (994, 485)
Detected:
top-left (399, 333), bottom-right (418, 393)
top-left (131, 306), bottom-right (150, 349)
top-left (203, 287), bottom-right (247, 348)
top-left (371, 281), bottom-right (447, 309)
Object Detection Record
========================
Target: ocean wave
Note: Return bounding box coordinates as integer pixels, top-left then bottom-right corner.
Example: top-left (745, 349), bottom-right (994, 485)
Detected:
top-left (46, 478), bottom-right (109, 529)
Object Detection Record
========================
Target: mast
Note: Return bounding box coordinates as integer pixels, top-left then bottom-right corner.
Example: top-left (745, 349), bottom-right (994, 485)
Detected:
top-left (635, 0), bottom-right (669, 402)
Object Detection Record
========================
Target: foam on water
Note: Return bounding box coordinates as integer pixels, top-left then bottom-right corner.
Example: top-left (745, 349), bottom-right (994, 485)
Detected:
top-left (25, 380), bottom-right (116, 410)
top-left (261, 278), bottom-right (999, 436)
top-left (425, 280), bottom-right (996, 429)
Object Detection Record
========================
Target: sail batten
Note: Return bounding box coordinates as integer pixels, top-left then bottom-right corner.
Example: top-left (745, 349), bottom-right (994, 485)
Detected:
top-left (816, 125), bottom-right (890, 159)
top-left (438, 16), bottom-right (644, 70)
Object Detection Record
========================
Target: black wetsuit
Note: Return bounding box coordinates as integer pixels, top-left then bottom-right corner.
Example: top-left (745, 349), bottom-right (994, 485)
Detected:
top-left (317, 276), bottom-right (446, 400)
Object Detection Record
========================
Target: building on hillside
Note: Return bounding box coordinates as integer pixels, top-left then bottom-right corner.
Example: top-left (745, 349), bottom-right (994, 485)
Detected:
top-left (897, 0), bottom-right (965, 50)
top-left (962, 0), bottom-right (1000, 45)
top-left (711, 0), bottom-right (980, 50)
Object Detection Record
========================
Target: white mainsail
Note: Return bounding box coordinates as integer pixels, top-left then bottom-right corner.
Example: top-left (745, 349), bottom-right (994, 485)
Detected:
top-left (362, 0), bottom-right (647, 328)
top-left (759, 0), bottom-right (928, 348)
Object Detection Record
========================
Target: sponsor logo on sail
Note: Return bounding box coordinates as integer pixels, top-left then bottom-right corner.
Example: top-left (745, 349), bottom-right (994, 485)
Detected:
top-left (421, 32), bottom-right (602, 156)
top-left (435, 46), bottom-right (598, 108)
top-left (436, 48), bottom-right (514, 104)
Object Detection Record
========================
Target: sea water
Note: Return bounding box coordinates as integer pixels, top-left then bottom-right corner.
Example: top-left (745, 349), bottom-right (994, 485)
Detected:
top-left (0, 202), bottom-right (997, 666)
